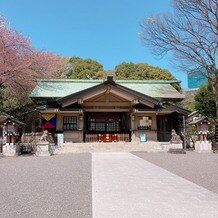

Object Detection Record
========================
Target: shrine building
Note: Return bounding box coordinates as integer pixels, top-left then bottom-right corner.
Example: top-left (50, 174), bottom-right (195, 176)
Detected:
top-left (30, 76), bottom-right (189, 143)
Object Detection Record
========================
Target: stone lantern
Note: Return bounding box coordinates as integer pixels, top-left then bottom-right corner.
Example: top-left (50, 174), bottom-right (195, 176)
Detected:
top-left (189, 117), bottom-right (212, 153)
top-left (197, 119), bottom-right (210, 142)
top-left (0, 114), bottom-right (25, 156)
top-left (4, 121), bottom-right (19, 145)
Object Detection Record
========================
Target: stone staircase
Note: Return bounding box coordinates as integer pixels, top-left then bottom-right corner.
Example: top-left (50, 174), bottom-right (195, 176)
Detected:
top-left (53, 141), bottom-right (172, 154)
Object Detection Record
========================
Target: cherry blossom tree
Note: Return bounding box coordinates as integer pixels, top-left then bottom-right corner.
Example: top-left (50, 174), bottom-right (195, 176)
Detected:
top-left (0, 16), bottom-right (64, 114)
top-left (0, 16), bottom-right (64, 90)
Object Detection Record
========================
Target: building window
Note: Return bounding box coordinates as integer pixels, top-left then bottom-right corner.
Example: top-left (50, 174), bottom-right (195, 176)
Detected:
top-left (95, 118), bottom-right (106, 131)
top-left (107, 119), bottom-right (120, 131)
top-left (63, 116), bottom-right (77, 130)
top-left (88, 114), bottom-right (122, 132)
top-left (89, 118), bottom-right (121, 132)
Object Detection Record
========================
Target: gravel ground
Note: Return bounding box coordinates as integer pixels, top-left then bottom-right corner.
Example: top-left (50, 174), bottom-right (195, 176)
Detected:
top-left (132, 151), bottom-right (218, 194)
top-left (0, 153), bottom-right (92, 218)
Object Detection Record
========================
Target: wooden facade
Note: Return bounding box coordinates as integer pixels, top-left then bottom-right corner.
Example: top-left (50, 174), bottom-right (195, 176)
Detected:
top-left (32, 76), bottom-right (189, 143)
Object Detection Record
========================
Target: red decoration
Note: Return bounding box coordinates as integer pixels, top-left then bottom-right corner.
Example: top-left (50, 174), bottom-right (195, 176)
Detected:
top-left (42, 122), bottom-right (54, 129)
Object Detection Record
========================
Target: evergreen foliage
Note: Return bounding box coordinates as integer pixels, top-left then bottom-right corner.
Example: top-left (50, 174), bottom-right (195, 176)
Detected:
top-left (194, 84), bottom-right (216, 119)
top-left (115, 62), bottom-right (181, 90)
top-left (63, 57), bottom-right (103, 79)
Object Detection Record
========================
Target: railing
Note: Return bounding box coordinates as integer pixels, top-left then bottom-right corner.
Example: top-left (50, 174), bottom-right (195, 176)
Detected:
top-left (85, 134), bottom-right (98, 142)
top-left (19, 143), bottom-right (36, 154)
top-left (98, 134), bottom-right (118, 142)
top-left (117, 134), bottom-right (130, 142)
top-left (85, 133), bottom-right (130, 142)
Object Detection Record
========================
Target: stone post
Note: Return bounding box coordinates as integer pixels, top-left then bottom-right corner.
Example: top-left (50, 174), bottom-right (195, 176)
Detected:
top-left (3, 143), bottom-right (20, 156)
top-left (194, 141), bottom-right (212, 153)
top-left (35, 130), bottom-right (51, 157)
top-left (194, 128), bottom-right (212, 153)
top-left (35, 142), bottom-right (51, 156)
top-left (168, 129), bottom-right (185, 153)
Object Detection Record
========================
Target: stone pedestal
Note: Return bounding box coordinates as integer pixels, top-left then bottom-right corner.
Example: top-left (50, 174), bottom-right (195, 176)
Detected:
top-left (168, 148), bottom-right (186, 154)
top-left (162, 142), bottom-right (183, 152)
top-left (194, 141), bottom-right (212, 153)
top-left (3, 143), bottom-right (20, 156)
top-left (35, 142), bottom-right (51, 157)
top-left (167, 142), bottom-right (185, 153)
top-left (169, 143), bottom-right (183, 149)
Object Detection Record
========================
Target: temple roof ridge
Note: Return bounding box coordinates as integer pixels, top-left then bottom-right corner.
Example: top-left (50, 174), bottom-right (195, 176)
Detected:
top-left (35, 78), bottom-right (180, 84)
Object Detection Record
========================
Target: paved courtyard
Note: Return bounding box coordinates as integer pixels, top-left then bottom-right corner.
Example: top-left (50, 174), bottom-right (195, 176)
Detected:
top-left (133, 151), bottom-right (218, 194)
top-left (0, 152), bottom-right (218, 217)
top-left (0, 154), bottom-right (92, 218)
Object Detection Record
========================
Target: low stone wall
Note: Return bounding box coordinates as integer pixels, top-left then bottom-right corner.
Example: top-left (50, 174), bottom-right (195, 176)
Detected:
top-left (21, 132), bottom-right (54, 143)
top-left (2, 144), bottom-right (21, 156)
top-left (64, 131), bottom-right (83, 143)
top-left (131, 130), bottom-right (157, 142)
top-left (0, 132), bottom-right (55, 156)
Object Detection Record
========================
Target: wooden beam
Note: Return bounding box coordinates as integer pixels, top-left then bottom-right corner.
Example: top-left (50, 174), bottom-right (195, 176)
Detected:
top-left (84, 102), bottom-right (131, 107)
top-left (62, 87), bottom-right (106, 107)
top-left (84, 108), bottom-right (130, 112)
top-left (109, 89), bottom-right (134, 101)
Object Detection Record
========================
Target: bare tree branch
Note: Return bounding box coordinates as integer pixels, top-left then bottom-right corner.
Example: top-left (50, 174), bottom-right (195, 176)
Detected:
top-left (140, 0), bottom-right (218, 120)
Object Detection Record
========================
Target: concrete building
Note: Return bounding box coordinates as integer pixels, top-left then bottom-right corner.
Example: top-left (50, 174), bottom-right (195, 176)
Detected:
top-left (187, 68), bottom-right (207, 89)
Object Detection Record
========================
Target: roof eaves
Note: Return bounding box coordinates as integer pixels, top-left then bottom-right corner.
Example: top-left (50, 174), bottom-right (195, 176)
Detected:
top-left (164, 103), bottom-right (191, 115)
top-left (188, 117), bottom-right (207, 125)
top-left (35, 79), bottom-right (103, 83)
top-left (35, 78), bottom-right (180, 84)
top-left (117, 80), bottom-right (181, 84)
top-left (115, 83), bottom-right (160, 105)
top-left (57, 83), bottom-right (104, 104)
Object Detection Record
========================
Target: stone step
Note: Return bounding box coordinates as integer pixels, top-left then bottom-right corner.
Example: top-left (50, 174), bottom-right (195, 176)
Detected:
top-left (53, 142), bottom-right (171, 154)
top-left (168, 148), bottom-right (186, 154)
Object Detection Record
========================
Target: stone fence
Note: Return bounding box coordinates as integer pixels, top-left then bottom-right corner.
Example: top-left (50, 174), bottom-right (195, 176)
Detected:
top-left (1, 132), bottom-right (54, 157)
top-left (21, 132), bottom-right (54, 143)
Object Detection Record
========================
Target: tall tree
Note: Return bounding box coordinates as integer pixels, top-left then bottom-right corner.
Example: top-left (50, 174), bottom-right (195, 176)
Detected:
top-left (0, 16), bottom-right (64, 114)
top-left (0, 16), bottom-right (31, 89)
top-left (64, 57), bottom-right (103, 79)
top-left (195, 84), bottom-right (216, 119)
top-left (0, 16), bottom-right (64, 90)
top-left (140, 0), bottom-right (218, 120)
top-left (115, 62), bottom-right (181, 90)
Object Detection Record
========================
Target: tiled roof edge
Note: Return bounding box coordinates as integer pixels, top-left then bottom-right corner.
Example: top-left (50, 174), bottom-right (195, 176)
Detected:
top-left (35, 79), bottom-right (181, 84)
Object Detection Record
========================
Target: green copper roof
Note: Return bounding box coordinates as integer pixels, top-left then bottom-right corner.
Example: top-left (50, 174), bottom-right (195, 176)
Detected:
top-left (30, 79), bottom-right (184, 100)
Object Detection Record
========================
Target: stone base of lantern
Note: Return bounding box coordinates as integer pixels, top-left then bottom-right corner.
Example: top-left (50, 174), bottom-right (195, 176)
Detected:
top-left (35, 142), bottom-right (51, 157)
top-left (3, 143), bottom-right (20, 156)
top-left (194, 141), bottom-right (213, 153)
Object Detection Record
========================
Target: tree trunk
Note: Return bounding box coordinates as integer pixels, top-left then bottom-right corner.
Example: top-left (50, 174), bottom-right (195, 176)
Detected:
top-left (215, 97), bottom-right (218, 144)
top-left (213, 79), bottom-right (218, 144)
top-left (214, 84), bottom-right (218, 119)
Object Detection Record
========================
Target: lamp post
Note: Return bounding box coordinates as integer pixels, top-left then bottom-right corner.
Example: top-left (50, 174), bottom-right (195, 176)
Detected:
top-left (183, 116), bottom-right (187, 150)
top-left (4, 122), bottom-right (18, 144)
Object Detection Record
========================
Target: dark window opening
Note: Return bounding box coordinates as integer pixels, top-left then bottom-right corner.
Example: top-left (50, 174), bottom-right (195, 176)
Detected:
top-left (63, 116), bottom-right (77, 130)
top-left (87, 113), bottom-right (126, 132)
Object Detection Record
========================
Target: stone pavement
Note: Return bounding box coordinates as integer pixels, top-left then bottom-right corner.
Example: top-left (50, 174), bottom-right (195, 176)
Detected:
top-left (0, 154), bottom-right (92, 218)
top-left (133, 151), bottom-right (218, 194)
top-left (1, 152), bottom-right (218, 217)
top-left (92, 152), bottom-right (218, 218)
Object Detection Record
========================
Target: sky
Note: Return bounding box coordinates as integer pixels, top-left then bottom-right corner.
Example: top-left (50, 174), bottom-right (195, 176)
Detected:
top-left (0, 0), bottom-right (188, 87)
